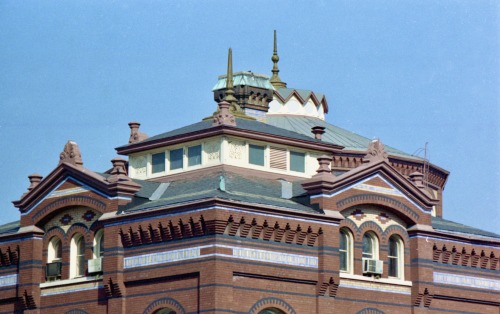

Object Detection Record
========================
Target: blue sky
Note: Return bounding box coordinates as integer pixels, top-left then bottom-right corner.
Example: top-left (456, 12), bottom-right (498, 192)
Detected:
top-left (0, 1), bottom-right (498, 233)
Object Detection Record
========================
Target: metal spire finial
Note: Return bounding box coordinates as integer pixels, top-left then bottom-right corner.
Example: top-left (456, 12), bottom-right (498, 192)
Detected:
top-left (224, 48), bottom-right (238, 105)
top-left (270, 30), bottom-right (287, 89)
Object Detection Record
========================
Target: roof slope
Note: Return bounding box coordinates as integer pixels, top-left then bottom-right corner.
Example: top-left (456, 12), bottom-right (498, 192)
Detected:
top-left (121, 171), bottom-right (319, 215)
top-left (119, 118), bottom-right (328, 148)
top-left (432, 217), bottom-right (500, 239)
top-left (265, 115), bottom-right (418, 159)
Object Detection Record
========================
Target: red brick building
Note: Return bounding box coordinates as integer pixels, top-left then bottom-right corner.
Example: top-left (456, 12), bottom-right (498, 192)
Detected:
top-left (0, 35), bottom-right (498, 314)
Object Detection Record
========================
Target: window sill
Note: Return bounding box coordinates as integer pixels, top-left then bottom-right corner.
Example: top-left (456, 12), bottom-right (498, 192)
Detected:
top-left (40, 275), bottom-right (101, 288)
top-left (340, 272), bottom-right (412, 287)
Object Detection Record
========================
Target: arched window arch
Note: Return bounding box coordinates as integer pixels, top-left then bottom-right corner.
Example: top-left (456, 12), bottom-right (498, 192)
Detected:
top-left (339, 228), bottom-right (353, 273)
top-left (388, 235), bottom-right (404, 279)
top-left (48, 236), bottom-right (62, 263)
top-left (259, 308), bottom-right (285, 314)
top-left (70, 233), bottom-right (86, 278)
top-left (154, 309), bottom-right (176, 314)
top-left (362, 232), bottom-right (379, 260)
top-left (93, 229), bottom-right (104, 259)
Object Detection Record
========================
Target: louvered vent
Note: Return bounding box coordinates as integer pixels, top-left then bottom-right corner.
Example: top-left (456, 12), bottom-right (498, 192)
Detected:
top-left (270, 147), bottom-right (287, 170)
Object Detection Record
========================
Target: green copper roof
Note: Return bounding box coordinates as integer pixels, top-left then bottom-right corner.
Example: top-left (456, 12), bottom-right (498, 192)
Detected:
top-left (212, 71), bottom-right (275, 91)
top-left (265, 115), bottom-right (418, 159)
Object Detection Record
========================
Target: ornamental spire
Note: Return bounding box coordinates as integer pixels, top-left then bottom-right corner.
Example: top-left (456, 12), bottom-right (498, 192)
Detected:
top-left (270, 30), bottom-right (287, 89)
top-left (224, 48), bottom-right (238, 106)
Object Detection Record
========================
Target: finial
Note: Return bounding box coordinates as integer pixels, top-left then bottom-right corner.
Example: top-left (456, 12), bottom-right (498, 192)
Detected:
top-left (59, 141), bottom-right (83, 168)
top-left (224, 48), bottom-right (238, 105)
top-left (311, 126), bottom-right (326, 140)
top-left (270, 30), bottom-right (287, 89)
top-left (362, 139), bottom-right (389, 163)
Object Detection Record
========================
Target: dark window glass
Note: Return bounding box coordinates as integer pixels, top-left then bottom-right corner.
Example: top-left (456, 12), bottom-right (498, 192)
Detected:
top-left (339, 231), bottom-right (348, 271)
top-left (362, 233), bottom-right (374, 259)
top-left (249, 144), bottom-right (265, 166)
top-left (170, 148), bottom-right (183, 170)
top-left (290, 151), bottom-right (305, 172)
top-left (188, 145), bottom-right (202, 166)
top-left (388, 236), bottom-right (400, 277)
top-left (152, 152), bottom-right (165, 173)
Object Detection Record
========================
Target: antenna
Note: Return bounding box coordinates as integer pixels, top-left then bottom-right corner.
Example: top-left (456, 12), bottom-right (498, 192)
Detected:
top-left (412, 142), bottom-right (430, 188)
top-left (423, 142), bottom-right (430, 189)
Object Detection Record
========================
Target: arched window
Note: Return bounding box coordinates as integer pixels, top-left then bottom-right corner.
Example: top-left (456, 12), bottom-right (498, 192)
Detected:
top-left (93, 229), bottom-right (104, 259)
top-left (339, 229), bottom-right (353, 273)
top-left (362, 232), bottom-right (378, 260)
top-left (46, 236), bottom-right (63, 280)
top-left (48, 237), bottom-right (62, 263)
top-left (70, 233), bottom-right (86, 278)
top-left (388, 235), bottom-right (404, 279)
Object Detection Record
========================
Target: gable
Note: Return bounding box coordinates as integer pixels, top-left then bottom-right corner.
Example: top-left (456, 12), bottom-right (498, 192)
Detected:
top-left (311, 172), bottom-right (433, 225)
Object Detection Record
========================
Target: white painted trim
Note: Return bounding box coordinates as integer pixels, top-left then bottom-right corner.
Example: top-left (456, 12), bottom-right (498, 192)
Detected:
top-left (123, 244), bottom-right (318, 269)
top-left (0, 274), bottom-right (17, 287)
top-left (433, 271), bottom-right (500, 291)
top-left (40, 275), bottom-right (101, 288)
top-left (340, 272), bottom-right (412, 286)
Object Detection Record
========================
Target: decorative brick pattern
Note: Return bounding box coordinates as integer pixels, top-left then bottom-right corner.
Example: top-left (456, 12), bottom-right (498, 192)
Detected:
top-left (44, 206), bottom-right (100, 233)
top-left (376, 213), bottom-right (390, 224)
top-left (60, 214), bottom-right (73, 225)
top-left (81, 210), bottom-right (95, 222)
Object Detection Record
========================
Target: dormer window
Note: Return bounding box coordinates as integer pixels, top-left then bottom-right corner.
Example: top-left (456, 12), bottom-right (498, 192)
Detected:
top-left (187, 145), bottom-right (202, 166)
top-left (249, 144), bottom-right (265, 166)
top-left (152, 152), bottom-right (166, 174)
top-left (290, 151), bottom-right (305, 173)
top-left (169, 148), bottom-right (184, 170)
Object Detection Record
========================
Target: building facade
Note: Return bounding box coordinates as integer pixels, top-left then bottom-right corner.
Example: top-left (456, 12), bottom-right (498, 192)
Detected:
top-left (0, 35), bottom-right (498, 314)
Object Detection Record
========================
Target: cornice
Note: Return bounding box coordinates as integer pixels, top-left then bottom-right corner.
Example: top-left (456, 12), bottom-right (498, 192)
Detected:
top-left (104, 197), bottom-right (338, 226)
top-left (116, 124), bottom-right (344, 155)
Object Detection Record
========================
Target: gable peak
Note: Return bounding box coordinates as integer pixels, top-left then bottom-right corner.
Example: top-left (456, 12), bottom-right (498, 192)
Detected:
top-left (59, 141), bottom-right (83, 168)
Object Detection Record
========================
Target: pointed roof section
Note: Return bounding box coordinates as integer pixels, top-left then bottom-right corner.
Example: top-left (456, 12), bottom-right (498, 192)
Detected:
top-left (224, 48), bottom-right (238, 106)
top-left (270, 30), bottom-right (287, 89)
top-left (13, 142), bottom-right (141, 221)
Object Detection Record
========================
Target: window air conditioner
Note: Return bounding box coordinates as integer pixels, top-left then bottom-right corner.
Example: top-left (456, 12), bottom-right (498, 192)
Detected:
top-left (362, 258), bottom-right (383, 275)
top-left (46, 261), bottom-right (62, 280)
top-left (88, 258), bottom-right (103, 273)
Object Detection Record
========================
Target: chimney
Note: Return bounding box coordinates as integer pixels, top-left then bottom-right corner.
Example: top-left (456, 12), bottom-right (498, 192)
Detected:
top-left (311, 126), bottom-right (326, 140)
top-left (128, 122), bottom-right (149, 144)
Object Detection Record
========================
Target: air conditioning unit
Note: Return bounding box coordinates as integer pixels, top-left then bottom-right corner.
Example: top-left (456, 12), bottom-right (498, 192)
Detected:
top-left (88, 258), bottom-right (102, 273)
top-left (45, 261), bottom-right (62, 280)
top-left (363, 258), bottom-right (383, 275)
